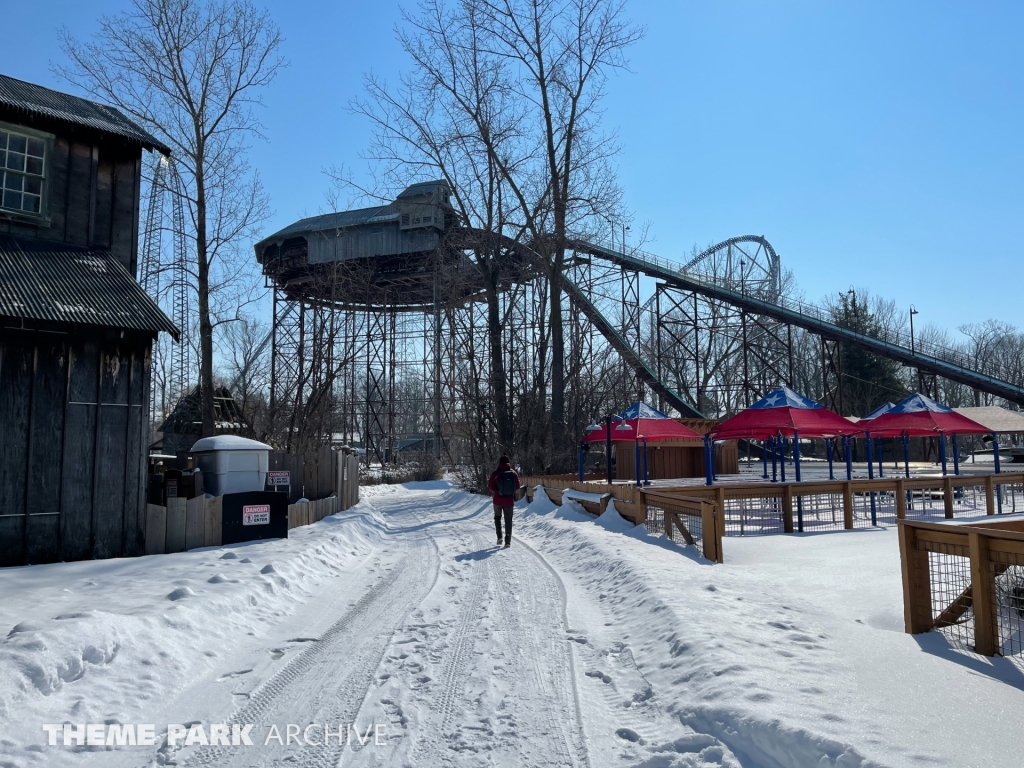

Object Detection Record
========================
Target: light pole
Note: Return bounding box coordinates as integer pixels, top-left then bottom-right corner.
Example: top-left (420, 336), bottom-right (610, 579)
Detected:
top-left (585, 417), bottom-right (633, 484)
top-left (909, 305), bottom-right (918, 354)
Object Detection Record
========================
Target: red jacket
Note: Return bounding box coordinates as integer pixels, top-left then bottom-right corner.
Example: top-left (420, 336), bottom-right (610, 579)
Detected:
top-left (488, 463), bottom-right (521, 507)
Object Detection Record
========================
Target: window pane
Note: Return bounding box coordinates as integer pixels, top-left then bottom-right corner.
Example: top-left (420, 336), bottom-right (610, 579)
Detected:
top-left (0, 131), bottom-right (8, 150)
top-left (24, 193), bottom-right (40, 213)
top-left (25, 176), bottom-right (41, 195)
top-left (7, 135), bottom-right (25, 154)
top-left (4, 173), bottom-right (22, 192)
top-left (0, 151), bottom-right (5, 169)
top-left (3, 190), bottom-right (22, 210)
top-left (26, 157), bottom-right (43, 175)
top-left (27, 138), bottom-right (44, 158)
top-left (6, 152), bottom-right (25, 172)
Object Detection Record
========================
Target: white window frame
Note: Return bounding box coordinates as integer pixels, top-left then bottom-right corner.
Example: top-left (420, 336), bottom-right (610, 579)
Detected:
top-left (0, 120), bottom-right (53, 221)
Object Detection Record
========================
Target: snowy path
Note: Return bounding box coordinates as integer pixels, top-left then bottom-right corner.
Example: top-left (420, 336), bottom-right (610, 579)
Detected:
top-left (5, 481), bottom-right (1021, 767)
top-left (151, 484), bottom-right (727, 768)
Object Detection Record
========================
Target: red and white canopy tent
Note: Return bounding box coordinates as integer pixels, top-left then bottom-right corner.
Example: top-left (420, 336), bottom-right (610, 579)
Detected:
top-left (708, 387), bottom-right (859, 484)
top-left (856, 393), bottom-right (990, 475)
top-left (581, 403), bottom-right (702, 486)
top-left (582, 402), bottom-right (702, 444)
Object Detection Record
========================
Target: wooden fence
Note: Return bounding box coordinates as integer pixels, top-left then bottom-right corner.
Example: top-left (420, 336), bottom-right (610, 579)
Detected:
top-left (899, 515), bottom-right (1024, 656)
top-left (522, 476), bottom-right (723, 563)
top-left (144, 449), bottom-right (361, 556)
top-left (521, 471), bottom-right (1024, 564)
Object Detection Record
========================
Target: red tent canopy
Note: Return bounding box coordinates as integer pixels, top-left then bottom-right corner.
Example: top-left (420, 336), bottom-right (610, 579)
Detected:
top-left (858, 394), bottom-right (990, 436)
top-left (582, 402), bottom-right (702, 443)
top-left (710, 386), bottom-right (858, 441)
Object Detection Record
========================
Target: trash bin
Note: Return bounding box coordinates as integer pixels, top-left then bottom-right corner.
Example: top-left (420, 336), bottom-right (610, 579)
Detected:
top-left (190, 436), bottom-right (271, 496)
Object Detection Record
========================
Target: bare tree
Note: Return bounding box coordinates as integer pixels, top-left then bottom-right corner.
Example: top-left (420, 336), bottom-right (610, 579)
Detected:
top-left (58, 0), bottom-right (285, 437)
top-left (352, 0), bottom-right (641, 470)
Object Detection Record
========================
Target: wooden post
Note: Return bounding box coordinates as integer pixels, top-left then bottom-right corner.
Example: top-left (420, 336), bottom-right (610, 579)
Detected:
top-left (701, 501), bottom-right (718, 562)
top-left (895, 478), bottom-right (906, 520)
top-left (204, 496), bottom-right (223, 547)
top-left (984, 475), bottom-right (995, 516)
top-left (968, 531), bottom-right (995, 656)
top-left (782, 484), bottom-right (794, 533)
top-left (842, 481), bottom-right (853, 529)
top-left (165, 498), bottom-right (187, 553)
top-left (634, 486), bottom-right (647, 526)
top-left (898, 523), bottom-right (933, 633)
top-left (943, 477), bottom-right (954, 519)
top-left (714, 486), bottom-right (726, 556)
top-left (185, 496), bottom-right (205, 550)
top-left (145, 504), bottom-right (167, 555)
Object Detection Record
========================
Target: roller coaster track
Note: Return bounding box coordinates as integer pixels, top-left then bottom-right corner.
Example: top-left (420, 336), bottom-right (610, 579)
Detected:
top-left (570, 239), bottom-right (1024, 407)
top-left (560, 276), bottom-right (704, 418)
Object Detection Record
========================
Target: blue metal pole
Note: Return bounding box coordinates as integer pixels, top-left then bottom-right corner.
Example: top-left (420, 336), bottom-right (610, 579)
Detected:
top-left (578, 443), bottom-right (585, 482)
top-left (827, 438), bottom-right (834, 480)
top-left (762, 440), bottom-right (769, 479)
top-left (939, 434), bottom-right (948, 476)
top-left (779, 434), bottom-right (787, 483)
top-left (844, 436), bottom-right (853, 480)
top-left (635, 433), bottom-right (641, 488)
top-left (993, 433), bottom-right (1003, 513)
top-left (711, 438), bottom-right (718, 481)
top-left (793, 430), bottom-right (803, 532)
top-left (771, 437), bottom-right (778, 482)
top-left (866, 431), bottom-right (877, 525)
top-left (952, 434), bottom-right (960, 476)
top-left (877, 436), bottom-right (884, 478)
top-left (901, 431), bottom-right (912, 510)
top-left (704, 435), bottom-right (713, 486)
top-left (643, 437), bottom-right (649, 486)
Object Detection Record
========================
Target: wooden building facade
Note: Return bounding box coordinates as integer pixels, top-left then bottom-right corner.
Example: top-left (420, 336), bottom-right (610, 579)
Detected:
top-left (0, 75), bottom-right (176, 567)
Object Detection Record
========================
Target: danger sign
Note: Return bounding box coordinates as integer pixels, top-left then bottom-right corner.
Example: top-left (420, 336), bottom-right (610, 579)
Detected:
top-left (242, 505), bottom-right (271, 526)
top-left (267, 471), bottom-right (290, 486)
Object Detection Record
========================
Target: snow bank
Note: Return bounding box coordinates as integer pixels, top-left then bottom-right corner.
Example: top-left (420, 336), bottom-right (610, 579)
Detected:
top-left (0, 502), bottom-right (389, 764)
top-left (516, 491), bottom-right (1024, 767)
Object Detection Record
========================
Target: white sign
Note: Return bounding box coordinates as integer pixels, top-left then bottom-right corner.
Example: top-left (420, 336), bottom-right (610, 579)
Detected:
top-left (267, 471), bottom-right (290, 486)
top-left (242, 505), bottom-right (271, 526)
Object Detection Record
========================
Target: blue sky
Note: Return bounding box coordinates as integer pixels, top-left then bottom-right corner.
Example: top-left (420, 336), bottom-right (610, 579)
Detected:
top-left (5, 0), bottom-right (1022, 335)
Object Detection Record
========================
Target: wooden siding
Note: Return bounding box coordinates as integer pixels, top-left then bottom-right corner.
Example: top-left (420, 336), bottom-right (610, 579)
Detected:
top-left (0, 123), bottom-right (144, 274)
top-left (614, 441), bottom-right (739, 481)
top-left (0, 323), bottom-right (151, 566)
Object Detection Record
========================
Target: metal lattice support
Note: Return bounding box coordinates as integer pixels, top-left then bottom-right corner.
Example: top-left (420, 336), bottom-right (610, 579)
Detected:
top-left (169, 164), bottom-right (191, 402)
top-left (821, 337), bottom-right (844, 415)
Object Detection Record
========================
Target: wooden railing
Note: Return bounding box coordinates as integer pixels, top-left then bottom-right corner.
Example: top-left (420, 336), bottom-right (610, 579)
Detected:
top-left (521, 476), bottom-right (723, 562)
top-left (899, 516), bottom-right (1024, 656)
top-left (521, 471), bottom-right (1024, 563)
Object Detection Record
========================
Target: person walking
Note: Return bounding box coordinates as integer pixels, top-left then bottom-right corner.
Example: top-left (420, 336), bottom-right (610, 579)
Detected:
top-left (487, 455), bottom-right (521, 548)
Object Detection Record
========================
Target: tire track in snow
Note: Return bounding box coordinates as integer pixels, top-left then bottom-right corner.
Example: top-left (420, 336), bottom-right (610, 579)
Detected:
top-left (158, 514), bottom-right (440, 768)
top-left (491, 529), bottom-right (589, 768)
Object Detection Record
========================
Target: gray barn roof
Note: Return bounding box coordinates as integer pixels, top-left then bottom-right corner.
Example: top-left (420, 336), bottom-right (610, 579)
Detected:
top-left (262, 205), bottom-right (397, 241)
top-left (0, 74), bottom-right (170, 153)
top-left (954, 407), bottom-right (1024, 434)
top-left (0, 235), bottom-right (178, 338)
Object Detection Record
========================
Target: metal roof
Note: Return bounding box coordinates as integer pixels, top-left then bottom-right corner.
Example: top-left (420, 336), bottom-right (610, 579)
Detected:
top-left (0, 235), bottom-right (178, 338)
top-left (259, 205), bottom-right (396, 242)
top-left (953, 407), bottom-right (1024, 434)
top-left (397, 180), bottom-right (449, 199)
top-left (0, 74), bottom-right (170, 154)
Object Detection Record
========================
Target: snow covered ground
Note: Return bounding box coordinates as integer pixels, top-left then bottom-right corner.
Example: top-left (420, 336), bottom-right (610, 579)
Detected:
top-left (1, 480), bottom-right (1021, 767)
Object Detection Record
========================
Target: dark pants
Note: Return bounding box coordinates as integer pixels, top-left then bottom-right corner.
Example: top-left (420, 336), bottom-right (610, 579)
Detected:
top-left (493, 504), bottom-right (513, 543)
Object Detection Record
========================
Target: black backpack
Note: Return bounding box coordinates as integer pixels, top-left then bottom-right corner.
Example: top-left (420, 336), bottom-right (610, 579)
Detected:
top-left (497, 470), bottom-right (517, 497)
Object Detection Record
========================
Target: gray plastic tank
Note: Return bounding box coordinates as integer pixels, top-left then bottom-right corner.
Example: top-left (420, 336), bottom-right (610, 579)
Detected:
top-left (190, 436), bottom-right (271, 496)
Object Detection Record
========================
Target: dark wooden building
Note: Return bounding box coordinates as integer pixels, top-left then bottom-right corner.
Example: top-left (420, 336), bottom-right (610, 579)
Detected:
top-left (0, 74), bottom-right (177, 566)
